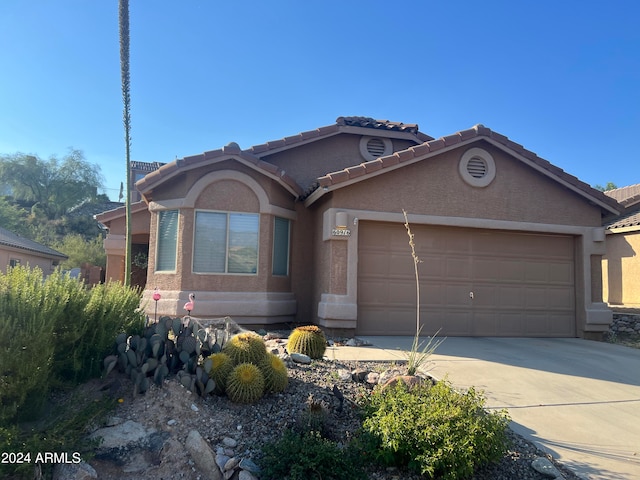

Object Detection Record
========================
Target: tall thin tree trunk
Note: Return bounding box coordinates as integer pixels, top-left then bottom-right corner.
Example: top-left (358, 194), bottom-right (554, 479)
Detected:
top-left (119, 0), bottom-right (132, 286)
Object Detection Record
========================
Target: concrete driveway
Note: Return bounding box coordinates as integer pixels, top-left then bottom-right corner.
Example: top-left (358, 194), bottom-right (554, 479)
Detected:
top-left (330, 337), bottom-right (640, 480)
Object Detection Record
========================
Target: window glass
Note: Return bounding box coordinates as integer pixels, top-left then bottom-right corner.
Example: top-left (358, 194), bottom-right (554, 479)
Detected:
top-left (156, 210), bottom-right (178, 271)
top-left (193, 211), bottom-right (259, 274)
top-left (272, 217), bottom-right (290, 276)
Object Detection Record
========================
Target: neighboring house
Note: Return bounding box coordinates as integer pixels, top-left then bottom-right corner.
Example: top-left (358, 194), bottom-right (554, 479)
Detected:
top-left (95, 116), bottom-right (623, 339)
top-left (130, 161), bottom-right (166, 203)
top-left (602, 184), bottom-right (640, 307)
top-left (0, 226), bottom-right (68, 276)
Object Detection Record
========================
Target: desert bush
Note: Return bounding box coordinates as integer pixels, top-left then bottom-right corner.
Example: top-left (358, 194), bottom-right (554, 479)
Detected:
top-left (260, 429), bottom-right (367, 480)
top-left (65, 281), bottom-right (145, 382)
top-left (0, 266), bottom-right (145, 423)
top-left (361, 380), bottom-right (510, 480)
top-left (0, 266), bottom-right (65, 421)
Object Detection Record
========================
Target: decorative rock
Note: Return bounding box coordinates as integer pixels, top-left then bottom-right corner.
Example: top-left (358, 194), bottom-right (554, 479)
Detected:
top-left (345, 338), bottom-right (358, 347)
top-left (290, 352), bottom-right (312, 364)
top-left (223, 456), bottom-right (240, 471)
top-left (366, 372), bottom-right (380, 385)
top-left (239, 458), bottom-right (261, 474)
top-left (105, 416), bottom-right (123, 427)
top-left (52, 461), bottom-right (97, 480)
top-left (184, 430), bottom-right (223, 480)
top-left (351, 368), bottom-right (368, 382)
top-left (222, 436), bottom-right (237, 448)
top-left (239, 470), bottom-right (259, 480)
top-left (531, 457), bottom-right (564, 479)
top-left (89, 420), bottom-right (153, 450)
top-left (167, 419), bottom-right (177, 426)
top-left (215, 453), bottom-right (230, 471)
top-left (336, 369), bottom-right (352, 381)
top-left (382, 375), bottom-right (424, 390)
top-left (190, 403), bottom-right (199, 412)
top-left (378, 368), bottom-right (402, 385)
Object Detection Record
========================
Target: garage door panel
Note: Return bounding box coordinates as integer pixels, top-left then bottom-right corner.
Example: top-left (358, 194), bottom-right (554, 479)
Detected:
top-left (357, 222), bottom-right (576, 337)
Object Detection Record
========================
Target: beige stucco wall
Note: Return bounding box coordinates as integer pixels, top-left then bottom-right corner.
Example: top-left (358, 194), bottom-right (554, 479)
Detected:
top-left (143, 163), bottom-right (298, 323)
top-left (326, 143), bottom-right (602, 227)
top-left (0, 247), bottom-right (62, 277)
top-left (603, 230), bottom-right (640, 306)
top-left (312, 142), bottom-right (610, 336)
top-left (263, 135), bottom-right (417, 190)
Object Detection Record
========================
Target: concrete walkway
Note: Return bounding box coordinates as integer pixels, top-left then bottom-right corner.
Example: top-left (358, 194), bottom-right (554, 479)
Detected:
top-left (327, 337), bottom-right (640, 480)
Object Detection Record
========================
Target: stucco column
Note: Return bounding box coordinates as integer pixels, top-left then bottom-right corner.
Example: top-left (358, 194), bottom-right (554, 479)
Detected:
top-left (103, 234), bottom-right (125, 283)
top-left (317, 208), bottom-right (358, 330)
top-left (581, 227), bottom-right (613, 336)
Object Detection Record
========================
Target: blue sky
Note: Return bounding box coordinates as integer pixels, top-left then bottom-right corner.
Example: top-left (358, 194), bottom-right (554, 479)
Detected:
top-left (1, 1), bottom-right (638, 201)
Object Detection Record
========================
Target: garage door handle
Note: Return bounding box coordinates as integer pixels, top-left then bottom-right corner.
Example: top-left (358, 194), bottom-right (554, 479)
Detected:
top-left (469, 292), bottom-right (474, 299)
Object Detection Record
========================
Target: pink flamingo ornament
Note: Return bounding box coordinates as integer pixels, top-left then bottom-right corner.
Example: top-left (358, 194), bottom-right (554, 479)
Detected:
top-left (184, 293), bottom-right (195, 316)
top-left (152, 288), bottom-right (161, 323)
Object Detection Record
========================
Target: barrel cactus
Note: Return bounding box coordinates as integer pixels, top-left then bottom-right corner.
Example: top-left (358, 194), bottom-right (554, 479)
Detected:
top-left (287, 325), bottom-right (327, 359)
top-left (260, 353), bottom-right (289, 393)
top-left (222, 332), bottom-right (268, 365)
top-left (226, 363), bottom-right (265, 404)
top-left (206, 352), bottom-right (234, 394)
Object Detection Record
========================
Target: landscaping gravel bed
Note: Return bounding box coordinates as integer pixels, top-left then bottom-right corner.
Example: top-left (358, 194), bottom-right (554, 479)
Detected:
top-left (85, 345), bottom-right (581, 480)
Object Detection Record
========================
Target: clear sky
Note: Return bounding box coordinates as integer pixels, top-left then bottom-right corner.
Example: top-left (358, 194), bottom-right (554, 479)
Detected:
top-left (1, 1), bottom-right (638, 201)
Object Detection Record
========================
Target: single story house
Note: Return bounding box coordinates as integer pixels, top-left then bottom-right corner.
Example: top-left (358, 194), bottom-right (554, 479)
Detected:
top-left (602, 184), bottom-right (640, 307)
top-left (0, 225), bottom-right (68, 276)
top-left (96, 116), bottom-right (623, 338)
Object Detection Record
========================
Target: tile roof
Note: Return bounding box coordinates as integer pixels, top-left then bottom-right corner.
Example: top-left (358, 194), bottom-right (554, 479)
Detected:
top-left (136, 142), bottom-right (304, 197)
top-left (605, 184), bottom-right (640, 230)
top-left (136, 117), bottom-right (432, 199)
top-left (604, 183), bottom-right (640, 207)
top-left (246, 116), bottom-right (432, 156)
top-left (606, 208), bottom-right (640, 230)
top-left (0, 226), bottom-right (67, 259)
top-left (131, 161), bottom-right (166, 172)
top-left (309, 124), bottom-right (622, 215)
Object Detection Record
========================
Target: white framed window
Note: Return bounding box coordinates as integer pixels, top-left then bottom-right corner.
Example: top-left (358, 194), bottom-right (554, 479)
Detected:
top-left (193, 211), bottom-right (259, 274)
top-left (272, 216), bottom-right (290, 276)
top-left (156, 210), bottom-right (179, 272)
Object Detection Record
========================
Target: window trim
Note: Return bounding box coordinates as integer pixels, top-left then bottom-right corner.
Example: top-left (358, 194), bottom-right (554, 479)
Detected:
top-left (192, 209), bottom-right (260, 275)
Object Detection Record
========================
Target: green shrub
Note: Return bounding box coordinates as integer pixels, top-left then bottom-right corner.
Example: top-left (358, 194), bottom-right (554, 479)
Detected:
top-left (0, 266), bottom-right (145, 423)
top-left (66, 281), bottom-right (145, 382)
top-left (0, 266), bottom-right (62, 422)
top-left (361, 380), bottom-right (510, 480)
top-left (260, 429), bottom-right (367, 480)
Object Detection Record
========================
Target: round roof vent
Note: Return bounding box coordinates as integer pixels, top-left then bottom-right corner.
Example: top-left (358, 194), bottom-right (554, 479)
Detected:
top-left (466, 156), bottom-right (488, 178)
top-left (360, 136), bottom-right (392, 161)
top-left (459, 148), bottom-right (496, 187)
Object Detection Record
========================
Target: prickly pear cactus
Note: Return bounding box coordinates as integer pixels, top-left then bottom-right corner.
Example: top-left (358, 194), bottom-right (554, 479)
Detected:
top-left (226, 363), bottom-right (265, 404)
top-left (287, 325), bottom-right (327, 359)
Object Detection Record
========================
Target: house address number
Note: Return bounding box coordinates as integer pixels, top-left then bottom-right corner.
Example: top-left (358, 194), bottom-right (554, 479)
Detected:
top-left (331, 228), bottom-right (351, 237)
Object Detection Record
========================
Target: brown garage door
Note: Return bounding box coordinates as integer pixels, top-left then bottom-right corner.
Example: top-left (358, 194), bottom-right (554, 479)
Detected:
top-left (357, 221), bottom-right (576, 336)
